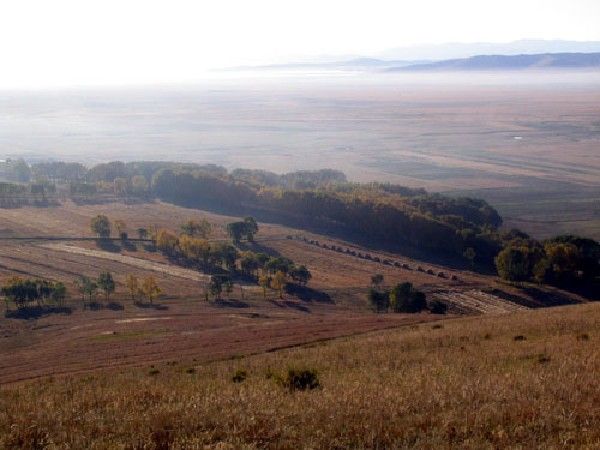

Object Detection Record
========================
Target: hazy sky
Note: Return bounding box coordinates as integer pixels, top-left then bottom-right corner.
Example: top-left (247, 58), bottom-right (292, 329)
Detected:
top-left (1, 0), bottom-right (599, 87)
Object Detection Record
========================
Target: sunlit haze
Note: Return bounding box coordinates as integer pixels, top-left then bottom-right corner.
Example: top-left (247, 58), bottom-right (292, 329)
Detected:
top-left (1, 0), bottom-right (600, 87)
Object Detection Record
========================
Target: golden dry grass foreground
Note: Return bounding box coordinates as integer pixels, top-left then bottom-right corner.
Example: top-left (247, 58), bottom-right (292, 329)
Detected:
top-left (1, 302), bottom-right (598, 449)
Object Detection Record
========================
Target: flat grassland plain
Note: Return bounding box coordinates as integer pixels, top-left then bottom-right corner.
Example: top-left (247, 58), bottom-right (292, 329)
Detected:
top-left (1, 71), bottom-right (599, 239)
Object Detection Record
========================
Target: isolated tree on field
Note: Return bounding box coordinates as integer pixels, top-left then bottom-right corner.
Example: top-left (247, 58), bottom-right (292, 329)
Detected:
top-left (371, 274), bottom-right (384, 288)
top-left (209, 276), bottom-right (223, 300)
top-left (97, 271), bottom-right (116, 303)
top-left (125, 274), bottom-right (139, 301)
top-left (389, 282), bottom-right (427, 313)
top-left (258, 274), bottom-right (270, 300)
top-left (140, 276), bottom-right (161, 304)
top-left (290, 265), bottom-right (312, 286)
top-left (227, 221), bottom-right (246, 244)
top-left (243, 216), bottom-right (258, 242)
top-left (91, 215), bottom-right (111, 239)
top-left (271, 270), bottom-right (287, 299)
top-left (463, 247), bottom-right (476, 268)
top-left (180, 219), bottom-right (211, 238)
top-left (83, 278), bottom-right (98, 303)
top-left (137, 227), bottom-right (149, 240)
top-left (368, 288), bottom-right (389, 313)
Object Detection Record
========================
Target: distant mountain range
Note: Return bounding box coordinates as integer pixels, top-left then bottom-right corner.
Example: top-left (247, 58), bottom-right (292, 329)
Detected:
top-left (377, 39), bottom-right (600, 60)
top-left (226, 40), bottom-right (600, 73)
top-left (225, 58), bottom-right (430, 71)
top-left (387, 53), bottom-right (600, 71)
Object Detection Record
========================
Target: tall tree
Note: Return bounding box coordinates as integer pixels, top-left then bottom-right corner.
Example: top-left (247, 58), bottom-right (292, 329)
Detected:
top-left (125, 274), bottom-right (139, 301)
top-left (91, 215), bottom-right (111, 238)
top-left (226, 221), bottom-right (246, 244)
top-left (180, 219), bottom-right (211, 238)
top-left (137, 227), bottom-right (149, 240)
top-left (243, 216), bottom-right (259, 241)
top-left (97, 272), bottom-right (116, 303)
top-left (271, 271), bottom-right (287, 299)
top-left (140, 276), bottom-right (161, 304)
top-left (290, 265), bottom-right (312, 286)
top-left (258, 274), bottom-right (270, 300)
top-left (209, 276), bottom-right (223, 300)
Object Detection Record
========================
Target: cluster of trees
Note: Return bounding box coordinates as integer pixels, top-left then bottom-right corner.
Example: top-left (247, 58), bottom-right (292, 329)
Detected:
top-left (152, 217), bottom-right (311, 300)
top-left (367, 274), bottom-right (445, 314)
top-left (238, 251), bottom-right (311, 299)
top-left (226, 217), bottom-right (258, 243)
top-left (90, 215), bottom-right (167, 242)
top-left (156, 230), bottom-right (237, 273)
top-left (74, 272), bottom-right (162, 306)
top-left (145, 164), bottom-right (507, 265)
top-left (125, 274), bottom-right (162, 304)
top-left (2, 277), bottom-right (66, 309)
top-left (74, 272), bottom-right (116, 306)
top-left (495, 234), bottom-right (600, 291)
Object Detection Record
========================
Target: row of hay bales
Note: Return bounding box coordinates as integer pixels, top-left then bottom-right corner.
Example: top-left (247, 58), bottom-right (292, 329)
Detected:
top-left (288, 235), bottom-right (459, 282)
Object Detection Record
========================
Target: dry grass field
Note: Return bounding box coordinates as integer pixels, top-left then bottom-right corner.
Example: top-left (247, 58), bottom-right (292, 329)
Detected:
top-left (1, 302), bottom-right (598, 448)
top-left (0, 201), bottom-right (588, 388)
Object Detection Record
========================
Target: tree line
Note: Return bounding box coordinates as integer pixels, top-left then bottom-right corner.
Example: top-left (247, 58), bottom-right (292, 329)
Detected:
top-left (1, 277), bottom-right (66, 310)
top-left (495, 234), bottom-right (599, 293)
top-left (6, 159), bottom-right (598, 295)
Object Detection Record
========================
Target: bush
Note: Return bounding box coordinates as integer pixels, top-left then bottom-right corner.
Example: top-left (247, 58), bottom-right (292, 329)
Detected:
top-left (389, 282), bottom-right (427, 313)
top-left (428, 300), bottom-right (448, 314)
top-left (281, 368), bottom-right (320, 392)
top-left (232, 369), bottom-right (247, 383)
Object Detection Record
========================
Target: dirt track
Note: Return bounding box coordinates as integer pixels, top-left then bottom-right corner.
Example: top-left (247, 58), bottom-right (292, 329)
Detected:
top-left (41, 243), bottom-right (210, 283)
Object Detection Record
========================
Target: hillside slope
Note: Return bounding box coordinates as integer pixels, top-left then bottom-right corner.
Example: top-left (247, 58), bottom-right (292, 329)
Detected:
top-left (1, 303), bottom-right (598, 448)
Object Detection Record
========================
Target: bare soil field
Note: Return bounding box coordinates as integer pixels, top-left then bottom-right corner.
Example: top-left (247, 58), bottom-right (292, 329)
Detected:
top-left (0, 201), bottom-right (587, 383)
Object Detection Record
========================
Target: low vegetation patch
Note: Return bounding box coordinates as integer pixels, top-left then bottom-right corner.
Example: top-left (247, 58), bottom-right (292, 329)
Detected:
top-left (232, 369), bottom-right (247, 383)
top-left (279, 368), bottom-right (320, 392)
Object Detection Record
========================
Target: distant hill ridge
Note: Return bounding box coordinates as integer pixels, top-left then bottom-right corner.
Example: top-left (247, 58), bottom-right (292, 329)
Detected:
top-left (388, 52), bottom-right (600, 71)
